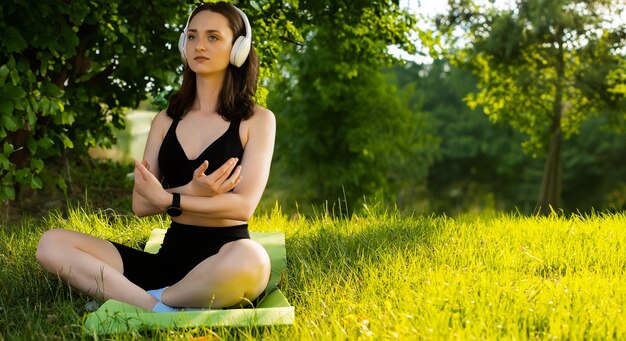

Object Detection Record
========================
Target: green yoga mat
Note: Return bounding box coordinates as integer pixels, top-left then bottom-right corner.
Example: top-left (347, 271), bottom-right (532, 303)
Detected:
top-left (83, 229), bottom-right (293, 335)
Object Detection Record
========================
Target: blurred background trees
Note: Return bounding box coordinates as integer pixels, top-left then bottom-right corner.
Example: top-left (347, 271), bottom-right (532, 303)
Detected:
top-left (1, 0), bottom-right (625, 215)
top-left (267, 0), bottom-right (436, 211)
top-left (430, 0), bottom-right (626, 213)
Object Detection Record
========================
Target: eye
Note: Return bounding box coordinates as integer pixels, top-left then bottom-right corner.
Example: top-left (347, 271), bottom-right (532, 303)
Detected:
top-left (187, 34), bottom-right (196, 41)
top-left (208, 35), bottom-right (219, 41)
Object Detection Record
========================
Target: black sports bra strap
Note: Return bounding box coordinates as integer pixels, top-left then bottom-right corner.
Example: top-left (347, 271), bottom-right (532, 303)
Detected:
top-left (229, 119), bottom-right (241, 132)
top-left (168, 118), bottom-right (181, 133)
top-left (162, 118), bottom-right (181, 142)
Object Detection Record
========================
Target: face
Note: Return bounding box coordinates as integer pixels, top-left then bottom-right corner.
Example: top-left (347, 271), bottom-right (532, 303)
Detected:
top-left (185, 10), bottom-right (234, 75)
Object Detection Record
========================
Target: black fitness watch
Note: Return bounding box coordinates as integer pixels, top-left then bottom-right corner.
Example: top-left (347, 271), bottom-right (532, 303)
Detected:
top-left (166, 193), bottom-right (182, 217)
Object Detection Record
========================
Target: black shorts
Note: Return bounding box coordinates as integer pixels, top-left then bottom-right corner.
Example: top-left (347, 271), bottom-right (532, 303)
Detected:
top-left (111, 222), bottom-right (250, 290)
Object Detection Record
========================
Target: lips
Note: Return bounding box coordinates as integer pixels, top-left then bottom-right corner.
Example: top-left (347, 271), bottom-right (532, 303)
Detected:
top-left (194, 56), bottom-right (209, 61)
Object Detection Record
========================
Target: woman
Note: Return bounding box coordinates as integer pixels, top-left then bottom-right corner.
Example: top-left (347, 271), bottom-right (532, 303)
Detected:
top-left (36, 2), bottom-right (275, 312)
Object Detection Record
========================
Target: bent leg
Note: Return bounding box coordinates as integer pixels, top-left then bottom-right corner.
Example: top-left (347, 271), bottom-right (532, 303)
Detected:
top-left (36, 229), bottom-right (157, 310)
top-left (162, 239), bottom-right (271, 308)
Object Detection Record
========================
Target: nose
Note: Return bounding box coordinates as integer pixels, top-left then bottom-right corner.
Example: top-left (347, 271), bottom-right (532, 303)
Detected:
top-left (195, 40), bottom-right (206, 52)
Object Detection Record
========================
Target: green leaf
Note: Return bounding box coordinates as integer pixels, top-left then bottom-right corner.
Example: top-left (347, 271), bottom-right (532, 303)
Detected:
top-left (31, 158), bottom-right (44, 173)
top-left (0, 114), bottom-right (19, 131)
top-left (3, 27), bottom-right (28, 53)
top-left (13, 97), bottom-right (27, 111)
top-left (27, 137), bottom-right (38, 153)
top-left (0, 65), bottom-right (9, 86)
top-left (30, 176), bottom-right (43, 189)
top-left (29, 97), bottom-right (39, 112)
top-left (1, 186), bottom-right (15, 201)
top-left (0, 99), bottom-right (14, 114)
top-left (41, 98), bottom-right (51, 116)
top-left (38, 137), bottom-right (54, 149)
top-left (42, 82), bottom-right (62, 97)
top-left (61, 111), bottom-right (74, 125)
top-left (60, 133), bottom-right (74, 149)
top-left (26, 106), bottom-right (37, 126)
top-left (2, 85), bottom-right (27, 100)
top-left (56, 177), bottom-right (67, 194)
top-left (3, 142), bottom-right (14, 155)
top-left (0, 154), bottom-right (11, 170)
top-left (15, 168), bottom-right (30, 182)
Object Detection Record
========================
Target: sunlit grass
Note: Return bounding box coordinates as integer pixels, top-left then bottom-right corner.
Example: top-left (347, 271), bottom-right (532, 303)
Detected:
top-left (1, 204), bottom-right (625, 339)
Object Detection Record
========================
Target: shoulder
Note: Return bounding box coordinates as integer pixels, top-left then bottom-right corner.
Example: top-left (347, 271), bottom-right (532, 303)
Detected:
top-left (152, 110), bottom-right (173, 126)
top-left (150, 110), bottom-right (175, 136)
top-left (240, 105), bottom-right (275, 147)
top-left (246, 105), bottom-right (275, 127)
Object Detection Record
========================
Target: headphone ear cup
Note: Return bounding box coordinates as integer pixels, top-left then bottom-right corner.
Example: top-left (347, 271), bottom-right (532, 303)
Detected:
top-left (178, 32), bottom-right (187, 63)
top-left (230, 36), bottom-right (251, 67)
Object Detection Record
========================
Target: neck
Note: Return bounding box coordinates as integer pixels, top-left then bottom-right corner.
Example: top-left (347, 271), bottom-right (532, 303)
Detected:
top-left (192, 70), bottom-right (226, 114)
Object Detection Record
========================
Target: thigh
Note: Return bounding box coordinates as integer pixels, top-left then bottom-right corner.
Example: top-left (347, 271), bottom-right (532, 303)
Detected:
top-left (38, 228), bottom-right (123, 273)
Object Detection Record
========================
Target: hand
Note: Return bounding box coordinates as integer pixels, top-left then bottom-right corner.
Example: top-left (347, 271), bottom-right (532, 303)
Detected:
top-left (133, 160), bottom-right (169, 209)
top-left (189, 158), bottom-right (242, 197)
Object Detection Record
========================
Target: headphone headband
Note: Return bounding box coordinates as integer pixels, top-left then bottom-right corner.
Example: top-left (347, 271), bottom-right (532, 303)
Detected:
top-left (178, 4), bottom-right (252, 67)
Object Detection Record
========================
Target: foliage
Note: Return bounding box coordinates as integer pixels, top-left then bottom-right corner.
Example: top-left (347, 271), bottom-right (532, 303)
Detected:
top-left (268, 0), bottom-right (435, 207)
top-left (0, 0), bottom-right (300, 202)
top-left (430, 0), bottom-right (626, 213)
top-left (393, 60), bottom-right (626, 213)
top-left (4, 206), bottom-right (626, 339)
top-left (392, 60), bottom-right (544, 213)
top-left (561, 116), bottom-right (626, 211)
top-left (0, 0), bottom-right (179, 201)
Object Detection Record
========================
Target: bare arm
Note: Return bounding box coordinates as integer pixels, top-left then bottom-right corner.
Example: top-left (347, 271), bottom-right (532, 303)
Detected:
top-left (132, 111), bottom-right (169, 217)
top-left (133, 107), bottom-right (276, 221)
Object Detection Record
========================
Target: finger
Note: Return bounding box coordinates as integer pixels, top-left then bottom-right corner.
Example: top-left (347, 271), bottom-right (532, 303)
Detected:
top-left (209, 158), bottom-right (238, 182)
top-left (134, 161), bottom-right (146, 181)
top-left (221, 165), bottom-right (242, 190)
top-left (194, 160), bottom-right (209, 178)
top-left (232, 174), bottom-right (243, 187)
top-left (143, 160), bottom-right (151, 171)
top-left (226, 174), bottom-right (243, 191)
top-left (135, 160), bottom-right (151, 178)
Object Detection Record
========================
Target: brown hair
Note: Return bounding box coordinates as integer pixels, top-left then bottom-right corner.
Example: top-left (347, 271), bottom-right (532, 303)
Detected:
top-left (167, 2), bottom-right (259, 121)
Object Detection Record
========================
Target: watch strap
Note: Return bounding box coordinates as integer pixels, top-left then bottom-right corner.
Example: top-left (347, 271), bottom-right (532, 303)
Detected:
top-left (172, 192), bottom-right (180, 208)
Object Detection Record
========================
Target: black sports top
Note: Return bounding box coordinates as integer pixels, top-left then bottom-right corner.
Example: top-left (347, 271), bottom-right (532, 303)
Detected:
top-left (158, 118), bottom-right (243, 189)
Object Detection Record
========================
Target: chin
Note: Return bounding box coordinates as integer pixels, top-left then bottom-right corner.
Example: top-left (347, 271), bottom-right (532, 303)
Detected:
top-left (191, 65), bottom-right (228, 75)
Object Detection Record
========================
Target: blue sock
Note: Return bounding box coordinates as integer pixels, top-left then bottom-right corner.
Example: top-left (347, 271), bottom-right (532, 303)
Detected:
top-left (147, 287), bottom-right (180, 313)
top-left (147, 287), bottom-right (166, 301)
top-left (152, 301), bottom-right (181, 313)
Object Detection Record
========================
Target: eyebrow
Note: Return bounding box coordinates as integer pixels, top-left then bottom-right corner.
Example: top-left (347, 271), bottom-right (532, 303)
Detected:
top-left (187, 29), bottom-right (223, 35)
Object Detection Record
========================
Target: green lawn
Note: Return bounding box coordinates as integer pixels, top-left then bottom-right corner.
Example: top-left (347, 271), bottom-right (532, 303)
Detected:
top-left (1, 205), bottom-right (625, 340)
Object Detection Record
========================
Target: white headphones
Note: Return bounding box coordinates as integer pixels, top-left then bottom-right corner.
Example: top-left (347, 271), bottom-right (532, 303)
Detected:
top-left (178, 5), bottom-right (252, 67)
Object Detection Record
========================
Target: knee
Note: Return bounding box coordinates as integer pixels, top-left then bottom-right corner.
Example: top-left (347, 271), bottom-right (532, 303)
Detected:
top-left (216, 239), bottom-right (271, 283)
top-left (36, 229), bottom-right (66, 270)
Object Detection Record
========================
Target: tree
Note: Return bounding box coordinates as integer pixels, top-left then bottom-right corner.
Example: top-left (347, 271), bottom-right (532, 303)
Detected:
top-left (392, 60), bottom-right (626, 213)
top-left (0, 0), bottom-right (299, 202)
top-left (432, 0), bottom-right (626, 214)
top-left (392, 60), bottom-right (544, 213)
top-left (267, 0), bottom-right (436, 209)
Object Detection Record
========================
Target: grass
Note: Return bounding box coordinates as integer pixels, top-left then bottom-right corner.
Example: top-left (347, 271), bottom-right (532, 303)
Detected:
top-left (1, 203), bottom-right (626, 340)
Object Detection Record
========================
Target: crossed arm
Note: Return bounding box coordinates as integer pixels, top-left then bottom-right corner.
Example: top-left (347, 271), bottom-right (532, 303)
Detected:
top-left (132, 108), bottom-right (276, 222)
